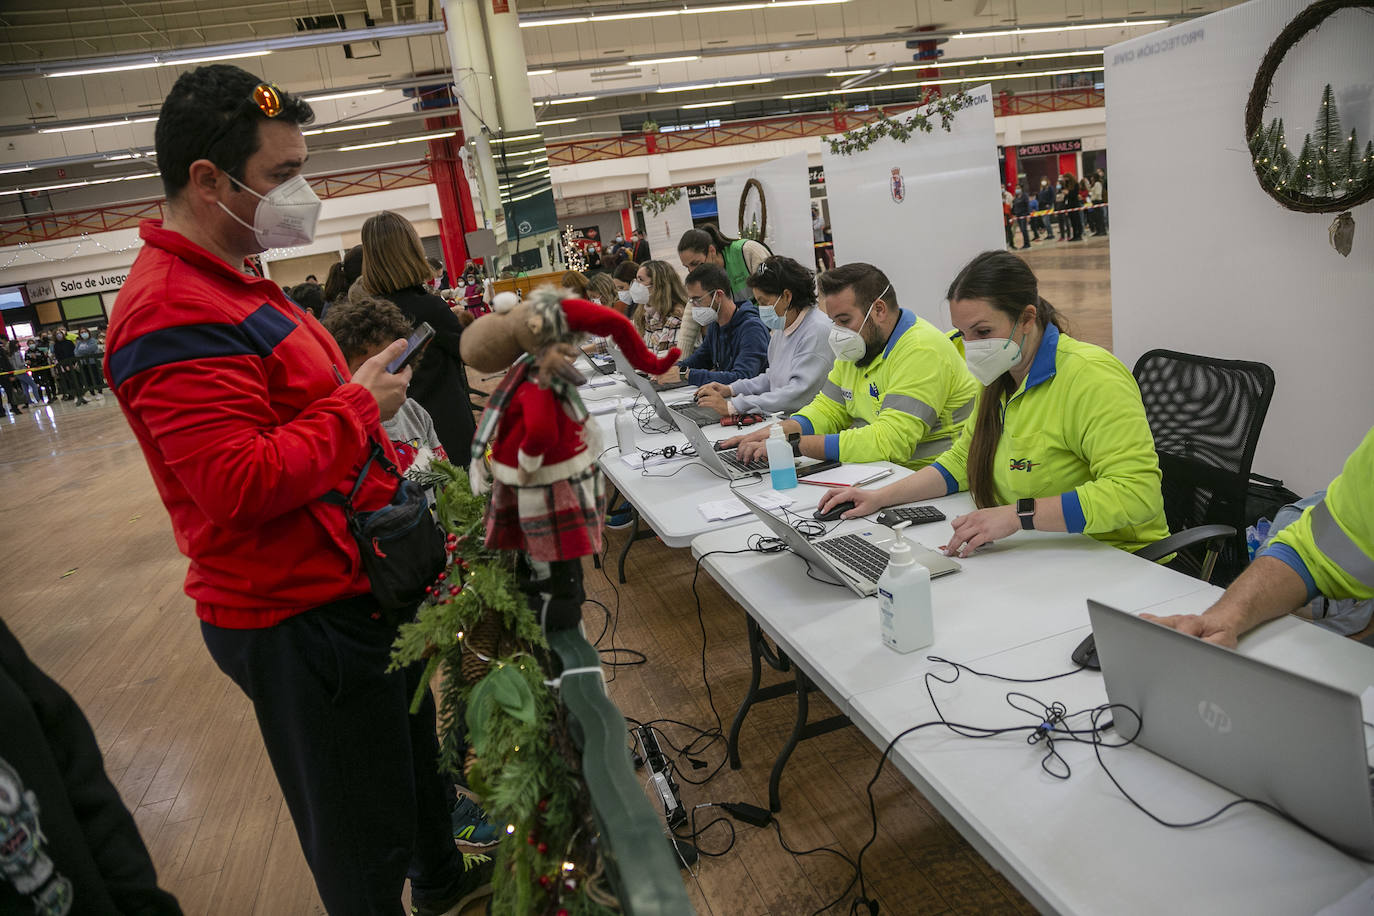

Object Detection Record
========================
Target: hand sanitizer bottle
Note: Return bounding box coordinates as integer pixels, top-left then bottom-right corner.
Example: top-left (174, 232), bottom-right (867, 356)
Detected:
top-left (877, 522), bottom-right (933, 653)
top-left (615, 401), bottom-right (637, 454)
top-left (766, 424), bottom-right (798, 490)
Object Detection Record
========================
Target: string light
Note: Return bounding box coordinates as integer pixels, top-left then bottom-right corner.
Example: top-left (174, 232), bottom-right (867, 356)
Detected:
top-left (0, 233), bottom-right (143, 270)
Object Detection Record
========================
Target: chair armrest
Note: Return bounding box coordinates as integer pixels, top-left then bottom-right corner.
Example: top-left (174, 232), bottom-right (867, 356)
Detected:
top-left (1136, 524), bottom-right (1236, 563)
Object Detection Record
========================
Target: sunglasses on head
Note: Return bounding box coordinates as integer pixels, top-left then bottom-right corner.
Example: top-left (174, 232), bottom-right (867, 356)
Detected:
top-left (203, 82), bottom-right (289, 162)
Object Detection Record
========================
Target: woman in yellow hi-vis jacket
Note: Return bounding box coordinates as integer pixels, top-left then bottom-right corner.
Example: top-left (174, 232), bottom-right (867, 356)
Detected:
top-left (818, 250), bottom-right (1169, 558)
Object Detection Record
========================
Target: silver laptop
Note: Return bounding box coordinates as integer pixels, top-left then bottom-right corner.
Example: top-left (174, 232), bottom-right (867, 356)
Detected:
top-left (1086, 599), bottom-right (1374, 861)
top-left (608, 343), bottom-right (720, 428)
top-left (735, 489), bottom-right (960, 597)
top-left (668, 410), bottom-right (815, 482)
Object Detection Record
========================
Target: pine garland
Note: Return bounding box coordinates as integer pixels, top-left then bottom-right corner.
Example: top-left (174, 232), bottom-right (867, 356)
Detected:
top-left (641, 185), bottom-right (684, 216)
top-left (389, 460), bottom-right (618, 916)
top-left (825, 90), bottom-right (978, 157)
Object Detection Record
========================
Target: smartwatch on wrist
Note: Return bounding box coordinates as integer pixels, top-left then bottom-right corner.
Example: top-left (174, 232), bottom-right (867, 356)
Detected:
top-left (1017, 497), bottom-right (1036, 530)
top-left (788, 431), bottom-right (802, 458)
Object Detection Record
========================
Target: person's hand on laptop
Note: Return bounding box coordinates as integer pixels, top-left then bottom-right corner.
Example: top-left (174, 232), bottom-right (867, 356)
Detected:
top-left (693, 383), bottom-right (731, 416)
top-left (817, 485), bottom-right (887, 520)
top-left (943, 506), bottom-right (1018, 557)
top-left (728, 425), bottom-right (775, 462)
top-left (656, 365), bottom-right (684, 385)
top-left (1138, 611), bottom-right (1241, 649)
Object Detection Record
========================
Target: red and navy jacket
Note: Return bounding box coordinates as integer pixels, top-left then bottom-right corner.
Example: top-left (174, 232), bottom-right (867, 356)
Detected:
top-left (106, 220), bottom-right (402, 629)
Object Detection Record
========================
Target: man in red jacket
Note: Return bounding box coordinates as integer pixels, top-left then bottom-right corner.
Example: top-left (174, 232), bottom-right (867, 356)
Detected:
top-left (105, 65), bottom-right (485, 915)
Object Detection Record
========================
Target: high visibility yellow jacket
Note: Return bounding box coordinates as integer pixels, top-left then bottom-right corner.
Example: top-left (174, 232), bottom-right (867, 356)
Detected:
top-left (932, 324), bottom-right (1169, 553)
top-left (793, 309), bottom-right (979, 470)
top-left (1263, 425), bottom-right (1374, 602)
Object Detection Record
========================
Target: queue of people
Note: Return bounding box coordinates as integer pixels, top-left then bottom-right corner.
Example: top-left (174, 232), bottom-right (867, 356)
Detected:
top-left (3, 326), bottom-right (107, 413)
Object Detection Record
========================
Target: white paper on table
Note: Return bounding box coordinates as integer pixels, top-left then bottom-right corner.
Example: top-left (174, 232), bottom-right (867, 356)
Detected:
top-left (579, 377), bottom-right (618, 389)
top-left (698, 491), bottom-right (792, 521)
top-left (587, 396), bottom-right (634, 416)
top-left (1315, 877), bottom-right (1374, 916)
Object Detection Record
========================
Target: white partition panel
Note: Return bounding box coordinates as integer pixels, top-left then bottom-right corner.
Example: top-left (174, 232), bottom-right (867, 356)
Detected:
top-left (642, 195), bottom-right (695, 283)
top-left (821, 86), bottom-right (1002, 327)
top-left (1106, 0), bottom-right (1374, 493)
top-left (713, 151), bottom-right (814, 267)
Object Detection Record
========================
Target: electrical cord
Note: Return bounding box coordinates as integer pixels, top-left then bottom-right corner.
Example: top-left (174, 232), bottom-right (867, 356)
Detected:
top-left (671, 803), bottom-right (737, 857)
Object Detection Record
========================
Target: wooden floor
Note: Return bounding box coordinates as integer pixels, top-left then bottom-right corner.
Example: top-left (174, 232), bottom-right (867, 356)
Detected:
top-left (0, 236), bottom-right (1111, 916)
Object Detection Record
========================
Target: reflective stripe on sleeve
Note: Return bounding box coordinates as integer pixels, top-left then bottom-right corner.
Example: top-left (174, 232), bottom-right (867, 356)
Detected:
top-left (1310, 499), bottom-right (1374, 588)
top-left (881, 394), bottom-right (937, 427)
top-left (820, 380), bottom-right (845, 403)
top-left (951, 397), bottom-right (975, 424)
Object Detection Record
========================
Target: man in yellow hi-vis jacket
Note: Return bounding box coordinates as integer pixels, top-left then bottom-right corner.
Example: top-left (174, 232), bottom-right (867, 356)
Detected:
top-left (1146, 425), bottom-right (1374, 647)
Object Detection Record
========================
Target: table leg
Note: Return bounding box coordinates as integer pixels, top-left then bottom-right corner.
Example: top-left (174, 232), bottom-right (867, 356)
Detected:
top-left (728, 616), bottom-right (793, 770)
top-left (768, 669), bottom-right (850, 812)
top-left (617, 509), bottom-right (640, 583)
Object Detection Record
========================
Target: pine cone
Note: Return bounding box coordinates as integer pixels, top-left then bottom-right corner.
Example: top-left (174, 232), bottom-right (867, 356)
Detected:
top-left (460, 613), bottom-right (503, 682)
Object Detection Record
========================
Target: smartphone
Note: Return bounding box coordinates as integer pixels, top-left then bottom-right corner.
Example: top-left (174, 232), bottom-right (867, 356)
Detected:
top-left (386, 322), bottom-right (434, 374)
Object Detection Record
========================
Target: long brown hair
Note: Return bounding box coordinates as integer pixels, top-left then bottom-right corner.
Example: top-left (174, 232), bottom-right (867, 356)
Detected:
top-left (946, 251), bottom-right (1069, 509)
top-left (634, 260), bottom-right (687, 333)
top-left (360, 210), bottom-right (434, 295)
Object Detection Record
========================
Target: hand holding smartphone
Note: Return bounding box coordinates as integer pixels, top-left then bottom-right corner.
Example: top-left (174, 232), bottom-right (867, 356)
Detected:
top-left (386, 322), bottom-right (434, 374)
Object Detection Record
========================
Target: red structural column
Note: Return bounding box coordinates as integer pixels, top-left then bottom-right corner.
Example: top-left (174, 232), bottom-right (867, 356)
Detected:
top-left (426, 114), bottom-right (477, 273)
top-left (1003, 145), bottom-right (1019, 189)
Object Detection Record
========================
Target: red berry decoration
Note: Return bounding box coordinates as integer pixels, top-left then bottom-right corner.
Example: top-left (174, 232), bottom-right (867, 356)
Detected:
top-left (557, 909), bottom-right (570, 916)
top-left (449, 585), bottom-right (461, 596)
top-left (424, 586), bottom-right (434, 595)
top-left (538, 875), bottom-right (551, 889)
top-left (537, 799), bottom-right (549, 812)
top-left (527, 833), bottom-right (537, 846)
top-left (436, 571), bottom-right (447, 582)
top-left (537, 841), bottom-right (548, 854)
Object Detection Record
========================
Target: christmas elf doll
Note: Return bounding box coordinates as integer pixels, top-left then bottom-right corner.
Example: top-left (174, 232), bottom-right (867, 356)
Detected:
top-left (460, 287), bottom-right (679, 631)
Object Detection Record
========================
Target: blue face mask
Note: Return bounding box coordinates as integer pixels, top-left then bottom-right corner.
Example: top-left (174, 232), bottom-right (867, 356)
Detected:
top-left (759, 301), bottom-right (787, 331)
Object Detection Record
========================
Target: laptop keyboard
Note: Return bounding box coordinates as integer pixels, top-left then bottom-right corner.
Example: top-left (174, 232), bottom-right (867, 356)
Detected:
top-left (816, 534), bottom-right (891, 583)
top-left (719, 450), bottom-right (769, 473)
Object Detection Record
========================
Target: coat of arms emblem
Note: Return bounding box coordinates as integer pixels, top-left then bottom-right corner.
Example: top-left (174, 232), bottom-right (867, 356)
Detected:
top-left (890, 167), bottom-right (905, 203)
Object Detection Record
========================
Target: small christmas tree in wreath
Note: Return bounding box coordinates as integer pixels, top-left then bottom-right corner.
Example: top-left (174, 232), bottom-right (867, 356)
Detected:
top-left (1244, 0), bottom-right (1374, 256)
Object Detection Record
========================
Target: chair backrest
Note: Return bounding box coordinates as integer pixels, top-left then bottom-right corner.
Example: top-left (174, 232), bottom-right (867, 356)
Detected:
top-left (1132, 349), bottom-right (1276, 583)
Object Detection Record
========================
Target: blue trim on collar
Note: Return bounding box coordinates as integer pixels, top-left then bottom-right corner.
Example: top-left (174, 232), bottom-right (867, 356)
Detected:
top-left (1025, 322), bottom-right (1061, 390)
top-left (883, 308), bottom-right (917, 360)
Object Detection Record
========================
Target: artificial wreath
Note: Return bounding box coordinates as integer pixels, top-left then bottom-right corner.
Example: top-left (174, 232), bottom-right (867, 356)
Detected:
top-left (1243, 0), bottom-right (1374, 256)
top-left (390, 460), bottom-right (620, 916)
top-left (826, 90), bottom-right (978, 157)
top-left (641, 185), bottom-right (684, 217)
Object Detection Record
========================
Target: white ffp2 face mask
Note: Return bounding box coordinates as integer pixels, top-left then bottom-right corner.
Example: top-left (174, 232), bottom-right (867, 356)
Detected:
top-left (690, 291), bottom-right (719, 327)
top-left (827, 285), bottom-right (887, 362)
top-left (963, 325), bottom-right (1028, 386)
top-left (629, 281), bottom-right (651, 306)
top-left (219, 173), bottom-right (322, 249)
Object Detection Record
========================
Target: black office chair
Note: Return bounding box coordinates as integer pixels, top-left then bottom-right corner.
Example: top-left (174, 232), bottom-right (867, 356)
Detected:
top-left (1131, 349), bottom-right (1276, 585)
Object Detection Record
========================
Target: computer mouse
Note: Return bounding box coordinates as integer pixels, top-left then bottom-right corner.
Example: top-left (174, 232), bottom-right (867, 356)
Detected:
top-left (814, 501), bottom-right (856, 522)
top-left (1071, 633), bottom-right (1100, 671)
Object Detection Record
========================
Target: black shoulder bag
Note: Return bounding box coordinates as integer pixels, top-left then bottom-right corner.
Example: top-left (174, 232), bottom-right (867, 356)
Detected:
top-left (322, 441), bottom-right (447, 611)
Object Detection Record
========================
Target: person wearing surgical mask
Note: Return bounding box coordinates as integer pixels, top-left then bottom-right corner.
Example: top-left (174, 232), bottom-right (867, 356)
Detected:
top-left (631, 260), bottom-right (698, 355)
top-left (610, 259), bottom-right (640, 317)
top-left (725, 262), bottom-right (979, 470)
top-left (656, 262), bottom-right (769, 388)
top-left (101, 65), bottom-right (486, 916)
top-left (694, 256), bottom-right (834, 417)
top-left (816, 250), bottom-right (1167, 560)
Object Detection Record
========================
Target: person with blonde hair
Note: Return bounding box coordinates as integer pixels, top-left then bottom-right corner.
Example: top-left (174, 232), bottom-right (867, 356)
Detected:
top-left (631, 260), bottom-right (699, 355)
top-left (360, 209), bottom-right (476, 457)
top-left (560, 270), bottom-right (590, 298)
top-left (585, 272), bottom-right (618, 308)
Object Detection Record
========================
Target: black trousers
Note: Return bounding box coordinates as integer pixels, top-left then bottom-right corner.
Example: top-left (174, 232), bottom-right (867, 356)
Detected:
top-left (201, 596), bottom-right (463, 916)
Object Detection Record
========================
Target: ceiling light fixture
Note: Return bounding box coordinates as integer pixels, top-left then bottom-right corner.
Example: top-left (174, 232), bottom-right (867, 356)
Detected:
top-left (831, 49), bottom-right (1105, 77)
top-left (527, 68), bottom-right (555, 76)
top-left (43, 50), bottom-right (270, 78)
top-left (786, 64), bottom-right (1107, 99)
top-left (489, 133), bottom-right (541, 144)
top-left (545, 95), bottom-right (597, 105)
top-left (636, 55), bottom-right (702, 66)
top-left (303, 119), bottom-right (394, 136)
top-left (680, 99), bottom-right (736, 109)
top-left (950, 19), bottom-right (1166, 38)
top-left (0, 172), bottom-right (159, 197)
top-left (337, 129), bottom-right (455, 152)
top-left (535, 117), bottom-right (579, 126)
top-left (0, 166), bottom-right (35, 175)
top-left (303, 88), bottom-right (386, 103)
top-left (39, 116), bottom-right (158, 134)
top-left (656, 77), bottom-right (773, 93)
top-left (519, 0), bottom-right (850, 28)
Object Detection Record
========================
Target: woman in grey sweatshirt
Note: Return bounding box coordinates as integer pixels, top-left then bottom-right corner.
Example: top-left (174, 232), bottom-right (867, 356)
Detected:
top-left (694, 256), bottom-right (835, 417)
